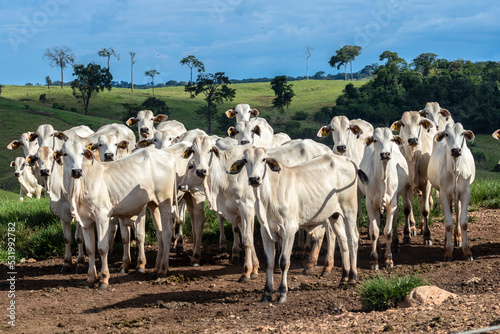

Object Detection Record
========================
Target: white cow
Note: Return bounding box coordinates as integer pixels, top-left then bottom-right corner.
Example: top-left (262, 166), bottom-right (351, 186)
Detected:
top-left (391, 111), bottom-right (436, 245)
top-left (29, 124), bottom-right (94, 150)
top-left (228, 118), bottom-right (291, 148)
top-left (7, 132), bottom-right (39, 157)
top-left (152, 120), bottom-right (187, 149)
top-left (56, 142), bottom-right (177, 289)
top-left (10, 157), bottom-right (44, 202)
top-left (317, 116), bottom-right (374, 164)
top-left (225, 104), bottom-right (259, 123)
top-left (359, 127), bottom-right (411, 270)
top-left (428, 123), bottom-right (476, 261)
top-left (88, 124), bottom-right (137, 161)
top-left (126, 109), bottom-right (168, 140)
top-left (419, 102), bottom-right (454, 131)
top-left (229, 148), bottom-right (367, 302)
top-left (493, 129), bottom-right (500, 141)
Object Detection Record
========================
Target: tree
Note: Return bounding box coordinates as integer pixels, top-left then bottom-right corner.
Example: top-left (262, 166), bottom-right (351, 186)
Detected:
top-left (304, 46), bottom-right (313, 80)
top-left (71, 63), bottom-right (112, 115)
top-left (329, 45), bottom-right (362, 81)
top-left (270, 75), bottom-right (295, 113)
top-left (43, 46), bottom-right (75, 89)
top-left (0, 84), bottom-right (3, 96)
top-left (98, 47), bottom-right (120, 70)
top-left (45, 76), bottom-right (52, 100)
top-left (412, 53), bottom-right (438, 76)
top-left (180, 55), bottom-right (205, 98)
top-left (129, 51), bottom-right (136, 92)
top-left (185, 72), bottom-right (236, 134)
top-left (145, 70), bottom-right (160, 97)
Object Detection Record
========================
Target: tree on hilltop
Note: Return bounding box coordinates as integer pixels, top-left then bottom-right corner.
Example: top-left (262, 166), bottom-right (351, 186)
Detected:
top-left (43, 46), bottom-right (75, 89)
top-left (71, 63), bottom-right (112, 115)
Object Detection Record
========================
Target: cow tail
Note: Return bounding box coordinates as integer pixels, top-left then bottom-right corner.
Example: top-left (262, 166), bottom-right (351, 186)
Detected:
top-left (346, 157), bottom-right (369, 185)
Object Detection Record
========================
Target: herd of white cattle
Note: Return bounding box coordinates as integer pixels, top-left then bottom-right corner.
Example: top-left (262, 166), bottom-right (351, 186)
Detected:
top-left (7, 102), bottom-right (500, 303)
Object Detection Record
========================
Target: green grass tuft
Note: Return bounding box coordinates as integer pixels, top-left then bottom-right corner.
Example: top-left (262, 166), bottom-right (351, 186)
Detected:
top-left (358, 273), bottom-right (429, 311)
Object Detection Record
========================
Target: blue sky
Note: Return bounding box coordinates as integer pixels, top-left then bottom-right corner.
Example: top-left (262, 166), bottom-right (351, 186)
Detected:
top-left (1, 0), bottom-right (500, 86)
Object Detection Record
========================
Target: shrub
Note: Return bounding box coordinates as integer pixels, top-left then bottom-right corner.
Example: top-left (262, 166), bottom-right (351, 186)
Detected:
top-left (358, 274), bottom-right (428, 311)
top-left (292, 110), bottom-right (308, 121)
top-left (52, 102), bottom-right (66, 110)
top-left (141, 97), bottom-right (169, 115)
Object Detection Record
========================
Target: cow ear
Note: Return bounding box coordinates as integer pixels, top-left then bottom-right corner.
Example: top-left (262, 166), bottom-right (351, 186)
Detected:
top-left (440, 108), bottom-right (451, 119)
top-left (253, 125), bottom-right (261, 137)
top-left (154, 114), bottom-right (168, 123)
top-left (493, 129), bottom-right (500, 140)
top-left (419, 118), bottom-right (433, 130)
top-left (250, 108), bottom-right (259, 118)
top-left (266, 158), bottom-right (281, 172)
top-left (211, 146), bottom-right (220, 158)
top-left (83, 149), bottom-right (94, 160)
top-left (228, 159), bottom-right (246, 174)
top-left (29, 133), bottom-right (39, 142)
top-left (435, 132), bottom-right (446, 142)
top-left (26, 155), bottom-right (38, 166)
top-left (7, 140), bottom-right (22, 150)
top-left (126, 117), bottom-right (139, 127)
top-left (10, 161), bottom-right (15, 167)
top-left (390, 121), bottom-right (403, 132)
top-left (173, 135), bottom-right (180, 143)
top-left (53, 150), bottom-right (64, 162)
top-left (117, 141), bottom-right (129, 149)
top-left (55, 131), bottom-right (69, 141)
top-left (137, 139), bottom-right (153, 148)
top-left (225, 109), bottom-right (236, 118)
top-left (392, 135), bottom-right (404, 146)
top-left (228, 126), bottom-right (238, 137)
top-left (365, 136), bottom-right (374, 146)
top-left (90, 143), bottom-right (99, 151)
top-left (463, 130), bottom-right (475, 142)
top-left (317, 125), bottom-right (332, 138)
top-left (350, 124), bottom-right (363, 136)
top-left (419, 109), bottom-right (426, 116)
top-left (183, 146), bottom-right (194, 159)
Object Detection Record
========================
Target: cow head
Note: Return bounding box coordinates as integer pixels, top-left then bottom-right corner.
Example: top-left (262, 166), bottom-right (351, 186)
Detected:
top-left (126, 110), bottom-right (168, 139)
top-left (182, 136), bottom-right (219, 179)
top-left (90, 134), bottom-right (130, 162)
top-left (317, 116), bottom-right (363, 155)
top-left (365, 127), bottom-right (403, 162)
top-left (391, 111), bottom-right (434, 148)
top-left (56, 140), bottom-right (94, 179)
top-left (435, 123), bottom-right (474, 158)
top-left (11, 157), bottom-right (29, 177)
top-left (226, 104), bottom-right (259, 122)
top-left (229, 147), bottom-right (280, 187)
top-left (228, 120), bottom-right (262, 145)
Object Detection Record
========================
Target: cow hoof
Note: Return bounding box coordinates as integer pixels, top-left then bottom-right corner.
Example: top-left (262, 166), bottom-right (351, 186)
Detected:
top-left (385, 262), bottom-right (394, 269)
top-left (98, 282), bottom-right (109, 290)
top-left (250, 273), bottom-right (258, 279)
top-left (120, 267), bottom-right (128, 274)
top-left (444, 256), bottom-right (453, 262)
top-left (261, 295), bottom-right (272, 303)
top-left (277, 295), bottom-right (287, 304)
top-left (191, 262), bottom-right (200, 267)
top-left (61, 266), bottom-right (70, 274)
top-left (403, 237), bottom-right (411, 245)
top-left (230, 256), bottom-right (240, 264)
top-left (464, 255), bottom-right (474, 261)
top-left (136, 268), bottom-right (146, 274)
top-left (302, 268), bottom-right (314, 276)
top-left (456, 241), bottom-right (462, 247)
top-left (238, 275), bottom-right (250, 283)
top-left (76, 266), bottom-right (85, 274)
top-left (424, 239), bottom-right (433, 246)
top-left (370, 264), bottom-right (379, 271)
top-left (410, 230), bottom-right (417, 237)
top-left (85, 282), bottom-right (94, 289)
top-left (320, 271), bottom-right (331, 278)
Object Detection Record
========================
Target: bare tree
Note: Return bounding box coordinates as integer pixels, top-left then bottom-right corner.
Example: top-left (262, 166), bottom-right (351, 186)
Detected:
top-left (43, 46), bottom-right (75, 89)
top-left (145, 70), bottom-right (160, 97)
top-left (305, 46), bottom-right (313, 80)
top-left (129, 51), bottom-right (136, 92)
top-left (98, 47), bottom-right (120, 70)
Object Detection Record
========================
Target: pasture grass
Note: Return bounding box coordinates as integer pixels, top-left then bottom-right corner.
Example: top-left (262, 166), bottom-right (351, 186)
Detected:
top-left (358, 273), bottom-right (429, 311)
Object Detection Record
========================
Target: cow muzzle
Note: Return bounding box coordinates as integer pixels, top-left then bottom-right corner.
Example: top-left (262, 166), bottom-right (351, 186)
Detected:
top-left (248, 176), bottom-right (261, 187)
top-left (40, 169), bottom-right (50, 177)
top-left (71, 169), bottom-right (83, 178)
top-left (408, 138), bottom-right (418, 147)
top-left (178, 184), bottom-right (189, 192)
top-left (380, 152), bottom-right (391, 161)
top-left (140, 127), bottom-right (150, 138)
top-left (240, 140), bottom-right (250, 145)
top-left (195, 169), bottom-right (207, 178)
top-left (451, 148), bottom-right (462, 157)
top-left (104, 153), bottom-right (114, 161)
top-left (336, 145), bottom-right (347, 154)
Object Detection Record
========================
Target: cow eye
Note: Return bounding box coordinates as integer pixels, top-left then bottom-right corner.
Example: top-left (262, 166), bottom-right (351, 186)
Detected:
top-left (188, 165), bottom-right (194, 170)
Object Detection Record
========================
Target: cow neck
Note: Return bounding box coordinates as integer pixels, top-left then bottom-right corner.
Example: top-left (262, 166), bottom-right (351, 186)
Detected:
top-left (204, 151), bottom-right (228, 212)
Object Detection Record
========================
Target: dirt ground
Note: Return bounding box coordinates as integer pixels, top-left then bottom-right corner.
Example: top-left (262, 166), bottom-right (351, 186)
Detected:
top-left (2, 208), bottom-right (500, 334)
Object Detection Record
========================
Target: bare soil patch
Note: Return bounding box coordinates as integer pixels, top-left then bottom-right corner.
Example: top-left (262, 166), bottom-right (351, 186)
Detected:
top-left (2, 209), bottom-right (500, 333)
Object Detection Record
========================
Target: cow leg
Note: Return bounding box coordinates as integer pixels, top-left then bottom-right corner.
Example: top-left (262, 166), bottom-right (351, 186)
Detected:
top-left (344, 211), bottom-right (359, 283)
top-left (294, 229), bottom-right (306, 260)
top-left (187, 193), bottom-right (206, 267)
top-left (107, 217), bottom-right (118, 255)
top-left (401, 188), bottom-right (413, 246)
top-left (82, 224), bottom-right (97, 288)
top-left (134, 209), bottom-right (147, 273)
top-left (367, 204), bottom-right (380, 271)
top-left (96, 217), bottom-right (111, 290)
top-left (118, 218), bottom-right (131, 274)
top-left (172, 199), bottom-right (186, 254)
top-left (261, 230), bottom-right (275, 303)
top-left (276, 230), bottom-right (295, 304)
top-left (453, 200), bottom-right (462, 247)
top-left (218, 213), bottom-right (227, 253)
top-left (303, 225), bottom-right (325, 275)
top-left (459, 194), bottom-right (473, 261)
top-left (330, 216), bottom-right (351, 284)
top-left (239, 211), bottom-right (258, 282)
top-left (321, 222), bottom-right (336, 277)
top-left (391, 204), bottom-right (401, 255)
top-left (158, 206), bottom-right (173, 277)
top-left (150, 207), bottom-right (163, 275)
top-left (440, 195), bottom-right (454, 261)
top-left (75, 221), bottom-right (85, 274)
top-left (420, 182), bottom-right (432, 246)
top-left (61, 218), bottom-right (73, 273)
top-left (230, 222), bottom-right (242, 264)
top-left (384, 202), bottom-right (398, 269)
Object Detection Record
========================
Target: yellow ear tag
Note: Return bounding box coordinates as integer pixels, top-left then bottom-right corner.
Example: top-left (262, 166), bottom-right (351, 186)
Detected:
top-left (87, 144), bottom-right (93, 150)
top-left (365, 138), bottom-right (370, 145)
top-left (53, 152), bottom-right (58, 159)
top-left (393, 124), bottom-right (400, 131)
top-left (496, 132), bottom-right (500, 139)
top-left (322, 129), bottom-right (329, 137)
top-left (230, 164), bottom-right (238, 172)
